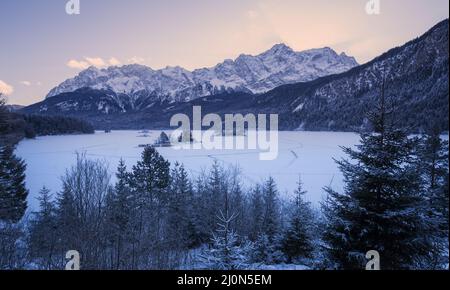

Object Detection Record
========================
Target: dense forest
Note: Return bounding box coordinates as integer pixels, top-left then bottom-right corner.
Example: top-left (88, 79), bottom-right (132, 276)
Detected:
top-left (0, 93), bottom-right (94, 147)
top-left (0, 90), bottom-right (448, 270)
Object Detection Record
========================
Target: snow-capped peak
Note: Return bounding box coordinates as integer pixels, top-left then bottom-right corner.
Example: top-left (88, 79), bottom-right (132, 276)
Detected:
top-left (265, 43), bottom-right (295, 55)
top-left (46, 44), bottom-right (358, 102)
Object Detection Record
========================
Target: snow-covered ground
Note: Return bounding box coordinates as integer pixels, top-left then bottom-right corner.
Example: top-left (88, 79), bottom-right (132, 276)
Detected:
top-left (15, 130), bottom-right (360, 211)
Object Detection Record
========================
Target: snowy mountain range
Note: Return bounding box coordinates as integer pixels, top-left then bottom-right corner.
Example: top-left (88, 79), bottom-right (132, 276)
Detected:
top-left (23, 19), bottom-right (449, 132)
top-left (46, 44), bottom-right (358, 103)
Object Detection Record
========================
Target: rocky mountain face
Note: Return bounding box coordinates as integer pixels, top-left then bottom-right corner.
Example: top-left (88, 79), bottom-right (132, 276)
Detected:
top-left (45, 44), bottom-right (358, 104)
top-left (23, 20), bottom-right (448, 133)
top-left (259, 19), bottom-right (449, 132)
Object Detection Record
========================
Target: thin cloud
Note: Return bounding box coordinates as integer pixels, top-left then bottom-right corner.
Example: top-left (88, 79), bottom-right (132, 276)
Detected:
top-left (85, 57), bottom-right (107, 67)
top-left (127, 56), bottom-right (147, 65)
top-left (109, 57), bottom-right (121, 66)
top-left (21, 81), bottom-right (32, 86)
top-left (67, 59), bottom-right (90, 69)
top-left (67, 56), bottom-right (122, 69)
top-left (0, 80), bottom-right (14, 96)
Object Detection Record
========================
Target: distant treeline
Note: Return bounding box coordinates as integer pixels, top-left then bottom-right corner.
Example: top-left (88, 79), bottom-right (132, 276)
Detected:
top-left (1, 95), bottom-right (94, 146)
top-left (22, 115), bottom-right (94, 137)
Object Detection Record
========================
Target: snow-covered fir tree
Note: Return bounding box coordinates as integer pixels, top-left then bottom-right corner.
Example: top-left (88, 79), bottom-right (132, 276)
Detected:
top-left (205, 161), bottom-right (228, 233)
top-left (28, 187), bottom-right (58, 269)
top-left (129, 146), bottom-right (171, 268)
top-left (282, 178), bottom-right (315, 263)
top-left (322, 82), bottom-right (433, 270)
top-left (262, 177), bottom-right (280, 242)
top-left (249, 185), bottom-right (265, 241)
top-left (416, 129), bottom-right (449, 269)
top-left (167, 163), bottom-right (197, 253)
top-left (200, 211), bottom-right (253, 270)
top-left (228, 167), bottom-right (247, 236)
top-left (0, 99), bottom-right (28, 269)
top-left (104, 159), bottom-right (133, 269)
top-left (54, 185), bottom-right (78, 257)
top-left (0, 146), bottom-right (28, 223)
top-left (130, 146), bottom-right (171, 206)
top-left (251, 177), bottom-right (285, 264)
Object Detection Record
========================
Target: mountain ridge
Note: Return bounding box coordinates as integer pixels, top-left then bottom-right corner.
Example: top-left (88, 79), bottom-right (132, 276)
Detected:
top-left (45, 44), bottom-right (358, 104)
top-left (23, 19), bottom-right (449, 133)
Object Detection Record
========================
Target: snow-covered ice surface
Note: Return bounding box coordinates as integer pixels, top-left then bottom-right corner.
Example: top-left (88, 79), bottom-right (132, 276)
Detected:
top-left (15, 130), bottom-right (360, 211)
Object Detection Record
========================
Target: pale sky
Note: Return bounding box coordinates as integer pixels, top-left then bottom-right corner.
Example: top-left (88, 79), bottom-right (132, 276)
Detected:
top-left (0, 0), bottom-right (448, 105)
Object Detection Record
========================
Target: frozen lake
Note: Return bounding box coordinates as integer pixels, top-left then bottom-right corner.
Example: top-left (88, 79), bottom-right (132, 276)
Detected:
top-left (16, 130), bottom-right (361, 211)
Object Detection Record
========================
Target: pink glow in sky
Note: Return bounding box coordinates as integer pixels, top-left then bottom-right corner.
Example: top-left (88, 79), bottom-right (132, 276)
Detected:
top-left (0, 0), bottom-right (448, 105)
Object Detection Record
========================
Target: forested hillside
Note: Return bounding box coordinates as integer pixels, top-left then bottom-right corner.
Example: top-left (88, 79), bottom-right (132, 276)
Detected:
top-left (1, 94), bottom-right (94, 146)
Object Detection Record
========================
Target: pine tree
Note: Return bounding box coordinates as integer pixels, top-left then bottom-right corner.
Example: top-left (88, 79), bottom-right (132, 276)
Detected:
top-left (130, 146), bottom-right (171, 205)
top-left (53, 180), bottom-right (80, 268)
top-left (249, 185), bottom-right (264, 241)
top-left (416, 129), bottom-right (449, 268)
top-left (200, 211), bottom-right (252, 270)
top-left (204, 161), bottom-right (227, 234)
top-left (322, 81), bottom-right (431, 270)
top-left (114, 159), bottom-right (132, 230)
top-left (55, 187), bottom-right (78, 237)
top-left (29, 187), bottom-right (58, 269)
top-left (417, 128), bottom-right (449, 193)
top-left (262, 177), bottom-right (280, 242)
top-left (0, 146), bottom-right (28, 223)
top-left (251, 234), bottom-right (286, 265)
top-left (251, 178), bottom-right (285, 264)
top-left (105, 159), bottom-right (133, 269)
top-left (129, 146), bottom-right (171, 268)
top-left (210, 161), bottom-right (226, 211)
top-left (227, 167), bottom-right (246, 235)
top-left (426, 174), bottom-right (450, 269)
top-left (191, 173), bottom-right (213, 244)
top-left (0, 97), bottom-right (26, 269)
top-left (282, 178), bottom-right (314, 263)
top-left (167, 163), bottom-right (197, 252)
top-left (230, 182), bottom-right (246, 235)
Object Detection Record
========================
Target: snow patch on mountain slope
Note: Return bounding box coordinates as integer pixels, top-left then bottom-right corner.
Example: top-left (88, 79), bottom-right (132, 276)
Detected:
top-left (47, 44), bottom-right (358, 103)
